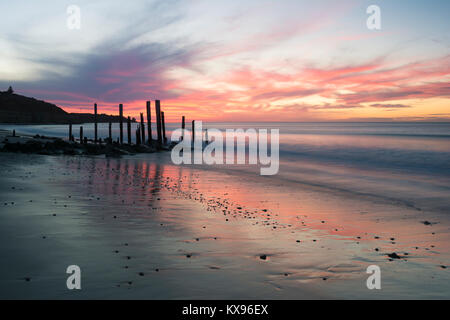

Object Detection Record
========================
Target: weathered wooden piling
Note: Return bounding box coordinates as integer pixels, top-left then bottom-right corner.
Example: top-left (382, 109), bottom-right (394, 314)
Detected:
top-left (146, 101), bottom-right (152, 144)
top-left (69, 123), bottom-right (72, 141)
top-left (155, 100), bottom-right (162, 147)
top-left (181, 116), bottom-right (185, 141)
top-left (135, 125), bottom-right (141, 145)
top-left (80, 126), bottom-right (83, 144)
top-left (119, 104), bottom-right (123, 144)
top-left (108, 122), bottom-right (112, 143)
top-left (192, 120), bottom-right (195, 145)
top-left (161, 111), bottom-right (167, 144)
top-left (140, 112), bottom-right (145, 144)
top-left (127, 116), bottom-right (132, 145)
top-left (94, 103), bottom-right (98, 143)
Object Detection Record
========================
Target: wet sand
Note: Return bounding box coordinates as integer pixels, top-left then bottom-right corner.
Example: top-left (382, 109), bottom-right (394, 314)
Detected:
top-left (0, 152), bottom-right (449, 299)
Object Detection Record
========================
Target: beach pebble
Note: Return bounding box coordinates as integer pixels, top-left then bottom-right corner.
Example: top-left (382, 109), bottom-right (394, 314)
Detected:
top-left (387, 252), bottom-right (401, 259)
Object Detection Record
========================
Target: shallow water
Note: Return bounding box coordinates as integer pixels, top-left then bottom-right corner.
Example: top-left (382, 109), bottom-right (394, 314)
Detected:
top-left (0, 150), bottom-right (449, 299)
top-left (2, 122), bottom-right (449, 214)
top-left (1, 122), bottom-right (449, 298)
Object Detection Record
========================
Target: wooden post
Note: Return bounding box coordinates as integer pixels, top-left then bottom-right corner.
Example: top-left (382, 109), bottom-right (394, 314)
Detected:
top-left (161, 111), bottom-right (167, 145)
top-left (146, 101), bottom-right (152, 144)
top-left (108, 122), bottom-right (112, 143)
top-left (136, 125), bottom-right (141, 145)
top-left (155, 100), bottom-right (162, 147)
top-left (119, 104), bottom-right (123, 144)
top-left (127, 116), bottom-right (131, 145)
top-left (140, 112), bottom-right (145, 144)
top-left (69, 123), bottom-right (72, 141)
top-left (80, 126), bottom-right (83, 144)
top-left (94, 103), bottom-right (98, 143)
top-left (192, 120), bottom-right (195, 146)
top-left (181, 116), bottom-right (185, 141)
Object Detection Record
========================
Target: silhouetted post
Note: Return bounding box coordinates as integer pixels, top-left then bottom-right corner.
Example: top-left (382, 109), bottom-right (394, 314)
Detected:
top-left (119, 104), bottom-right (123, 144)
top-left (127, 116), bottom-right (131, 145)
top-left (136, 125), bottom-right (141, 145)
top-left (94, 103), bottom-right (98, 143)
top-left (192, 120), bottom-right (195, 146)
top-left (80, 126), bottom-right (83, 144)
top-left (146, 101), bottom-right (152, 144)
top-left (155, 100), bottom-right (162, 148)
top-left (161, 111), bottom-right (167, 145)
top-left (69, 123), bottom-right (72, 141)
top-left (12, 130), bottom-right (15, 137)
top-left (108, 122), bottom-right (112, 143)
top-left (181, 116), bottom-right (185, 141)
top-left (140, 113), bottom-right (145, 144)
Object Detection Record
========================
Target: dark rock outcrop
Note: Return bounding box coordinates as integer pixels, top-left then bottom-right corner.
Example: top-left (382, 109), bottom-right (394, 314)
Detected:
top-left (0, 89), bottom-right (131, 124)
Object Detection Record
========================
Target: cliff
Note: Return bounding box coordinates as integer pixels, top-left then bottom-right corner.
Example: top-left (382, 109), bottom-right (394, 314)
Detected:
top-left (0, 88), bottom-right (131, 124)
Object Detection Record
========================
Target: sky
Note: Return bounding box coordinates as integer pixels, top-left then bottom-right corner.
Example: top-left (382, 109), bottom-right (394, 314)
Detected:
top-left (0, 0), bottom-right (449, 122)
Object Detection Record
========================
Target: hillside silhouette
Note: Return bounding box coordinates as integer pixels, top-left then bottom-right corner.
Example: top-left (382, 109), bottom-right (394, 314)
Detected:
top-left (0, 87), bottom-right (131, 124)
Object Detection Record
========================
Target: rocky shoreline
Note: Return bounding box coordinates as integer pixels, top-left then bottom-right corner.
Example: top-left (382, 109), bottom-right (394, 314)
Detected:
top-left (0, 130), bottom-right (172, 157)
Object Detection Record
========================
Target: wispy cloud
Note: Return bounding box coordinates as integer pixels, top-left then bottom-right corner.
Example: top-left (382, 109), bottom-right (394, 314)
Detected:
top-left (0, 0), bottom-right (449, 121)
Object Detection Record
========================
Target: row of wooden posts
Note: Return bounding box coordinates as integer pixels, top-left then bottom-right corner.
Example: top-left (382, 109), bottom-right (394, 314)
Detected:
top-left (68, 100), bottom-right (191, 148)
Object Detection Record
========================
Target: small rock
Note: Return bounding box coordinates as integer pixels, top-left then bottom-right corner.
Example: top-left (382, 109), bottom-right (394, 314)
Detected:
top-left (387, 252), bottom-right (401, 259)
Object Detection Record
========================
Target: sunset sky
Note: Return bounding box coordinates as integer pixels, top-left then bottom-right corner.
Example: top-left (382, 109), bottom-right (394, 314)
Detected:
top-left (1, 0), bottom-right (449, 121)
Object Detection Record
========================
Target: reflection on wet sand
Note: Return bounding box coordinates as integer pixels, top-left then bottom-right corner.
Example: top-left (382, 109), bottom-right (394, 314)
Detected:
top-left (51, 154), bottom-right (450, 298)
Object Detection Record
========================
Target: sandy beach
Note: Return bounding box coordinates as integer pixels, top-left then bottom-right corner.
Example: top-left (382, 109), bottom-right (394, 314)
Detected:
top-left (2, 0), bottom-right (450, 307)
top-left (1, 144), bottom-right (448, 299)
